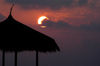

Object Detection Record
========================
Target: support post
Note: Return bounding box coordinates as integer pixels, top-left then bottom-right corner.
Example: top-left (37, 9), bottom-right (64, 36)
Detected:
top-left (36, 51), bottom-right (39, 66)
top-left (2, 51), bottom-right (5, 66)
top-left (15, 51), bottom-right (17, 66)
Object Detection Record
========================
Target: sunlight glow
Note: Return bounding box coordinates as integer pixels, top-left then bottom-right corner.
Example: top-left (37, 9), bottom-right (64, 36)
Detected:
top-left (38, 16), bottom-right (48, 24)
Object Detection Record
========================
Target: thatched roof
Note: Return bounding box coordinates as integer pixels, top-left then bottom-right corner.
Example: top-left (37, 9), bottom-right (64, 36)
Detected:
top-left (0, 5), bottom-right (60, 52)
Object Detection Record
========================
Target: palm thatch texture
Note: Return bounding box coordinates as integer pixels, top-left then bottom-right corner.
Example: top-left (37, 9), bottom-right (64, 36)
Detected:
top-left (0, 5), bottom-right (60, 66)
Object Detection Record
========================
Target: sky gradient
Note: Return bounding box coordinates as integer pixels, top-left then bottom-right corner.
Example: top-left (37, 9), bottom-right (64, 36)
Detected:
top-left (0, 0), bottom-right (100, 66)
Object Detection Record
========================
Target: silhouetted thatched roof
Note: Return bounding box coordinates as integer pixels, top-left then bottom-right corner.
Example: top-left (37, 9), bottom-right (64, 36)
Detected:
top-left (0, 5), bottom-right (60, 52)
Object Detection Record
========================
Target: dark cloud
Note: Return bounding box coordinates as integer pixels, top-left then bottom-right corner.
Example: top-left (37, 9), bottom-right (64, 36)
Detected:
top-left (5, 0), bottom-right (92, 9)
top-left (0, 14), bottom-right (5, 22)
top-left (6, 0), bottom-right (74, 9)
top-left (78, 0), bottom-right (88, 6)
top-left (79, 23), bottom-right (100, 32)
top-left (42, 20), bottom-right (71, 28)
top-left (42, 20), bottom-right (100, 32)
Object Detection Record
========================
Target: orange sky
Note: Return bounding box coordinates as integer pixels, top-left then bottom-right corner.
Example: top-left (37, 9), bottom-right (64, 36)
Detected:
top-left (0, 0), bottom-right (100, 27)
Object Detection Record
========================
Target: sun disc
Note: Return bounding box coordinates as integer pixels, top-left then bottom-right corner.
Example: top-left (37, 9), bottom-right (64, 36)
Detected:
top-left (38, 16), bottom-right (48, 24)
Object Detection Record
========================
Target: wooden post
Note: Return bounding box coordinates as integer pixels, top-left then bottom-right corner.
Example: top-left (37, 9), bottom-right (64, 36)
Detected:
top-left (15, 51), bottom-right (17, 66)
top-left (2, 51), bottom-right (5, 66)
top-left (36, 51), bottom-right (39, 66)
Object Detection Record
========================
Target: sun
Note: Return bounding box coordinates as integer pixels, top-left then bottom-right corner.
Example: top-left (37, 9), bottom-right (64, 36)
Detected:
top-left (38, 16), bottom-right (49, 25)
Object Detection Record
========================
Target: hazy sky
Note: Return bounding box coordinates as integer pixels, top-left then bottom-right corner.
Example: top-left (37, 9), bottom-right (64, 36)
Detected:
top-left (0, 0), bottom-right (100, 66)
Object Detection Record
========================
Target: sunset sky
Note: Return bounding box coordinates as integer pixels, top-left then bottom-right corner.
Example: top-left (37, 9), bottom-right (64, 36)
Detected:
top-left (0, 0), bottom-right (100, 66)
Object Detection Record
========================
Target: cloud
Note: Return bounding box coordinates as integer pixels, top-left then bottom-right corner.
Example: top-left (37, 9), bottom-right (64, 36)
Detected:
top-left (5, 0), bottom-right (99, 9)
top-left (5, 0), bottom-right (73, 9)
top-left (79, 23), bottom-right (100, 32)
top-left (42, 19), bottom-right (100, 32)
top-left (78, 0), bottom-right (88, 6)
top-left (0, 14), bottom-right (5, 22)
top-left (42, 20), bottom-right (71, 28)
